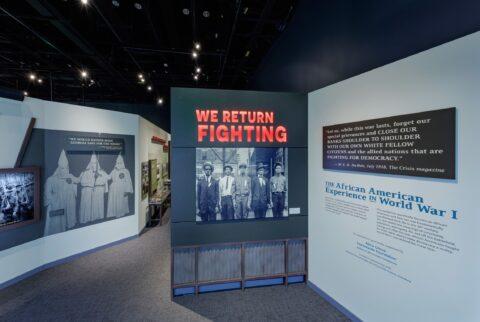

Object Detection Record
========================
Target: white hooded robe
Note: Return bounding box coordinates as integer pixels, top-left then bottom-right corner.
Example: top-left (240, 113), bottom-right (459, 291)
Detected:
top-left (107, 154), bottom-right (133, 218)
top-left (79, 153), bottom-right (108, 223)
top-left (44, 150), bottom-right (78, 235)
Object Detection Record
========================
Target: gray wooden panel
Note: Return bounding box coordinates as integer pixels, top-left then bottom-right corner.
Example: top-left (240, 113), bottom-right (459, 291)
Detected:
top-left (198, 245), bottom-right (241, 282)
top-left (171, 215), bottom-right (307, 247)
top-left (244, 241), bottom-right (285, 278)
top-left (288, 240), bottom-right (306, 273)
top-left (173, 248), bottom-right (195, 285)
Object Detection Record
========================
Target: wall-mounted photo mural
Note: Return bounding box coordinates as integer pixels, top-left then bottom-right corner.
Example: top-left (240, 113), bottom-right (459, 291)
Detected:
top-left (195, 147), bottom-right (288, 222)
top-left (171, 88), bottom-right (307, 246)
top-left (42, 129), bottom-right (135, 235)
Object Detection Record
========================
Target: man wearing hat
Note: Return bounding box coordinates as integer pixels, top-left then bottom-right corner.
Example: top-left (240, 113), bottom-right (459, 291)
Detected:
top-left (218, 164), bottom-right (235, 220)
top-left (250, 163), bottom-right (270, 219)
top-left (270, 162), bottom-right (287, 218)
top-left (234, 163), bottom-right (251, 219)
top-left (197, 162), bottom-right (219, 221)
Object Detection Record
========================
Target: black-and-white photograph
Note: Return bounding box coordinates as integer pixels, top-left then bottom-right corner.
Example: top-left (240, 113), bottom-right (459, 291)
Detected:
top-left (0, 168), bottom-right (39, 230)
top-left (44, 150), bottom-right (134, 236)
top-left (196, 147), bottom-right (288, 222)
top-left (38, 129), bottom-right (135, 236)
top-left (141, 161), bottom-right (149, 200)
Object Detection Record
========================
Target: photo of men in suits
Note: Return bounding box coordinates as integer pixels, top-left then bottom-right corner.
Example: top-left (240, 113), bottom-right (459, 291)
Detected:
top-left (196, 162), bottom-right (218, 221)
top-left (195, 148), bottom-right (288, 222)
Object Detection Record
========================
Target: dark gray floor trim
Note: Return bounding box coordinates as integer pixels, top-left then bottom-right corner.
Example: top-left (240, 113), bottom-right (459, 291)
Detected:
top-left (308, 280), bottom-right (362, 322)
top-left (0, 234), bottom-right (138, 290)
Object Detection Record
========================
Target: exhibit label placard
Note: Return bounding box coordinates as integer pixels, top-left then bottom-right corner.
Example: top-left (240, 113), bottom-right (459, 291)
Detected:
top-left (323, 108), bottom-right (456, 179)
top-left (66, 135), bottom-right (125, 152)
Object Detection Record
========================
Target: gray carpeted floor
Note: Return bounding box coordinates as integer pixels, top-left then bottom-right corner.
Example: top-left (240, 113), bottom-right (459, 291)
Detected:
top-left (0, 210), bottom-right (350, 322)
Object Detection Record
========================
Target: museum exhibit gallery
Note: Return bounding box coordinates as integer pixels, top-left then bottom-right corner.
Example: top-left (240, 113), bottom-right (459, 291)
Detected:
top-left (0, 1), bottom-right (479, 321)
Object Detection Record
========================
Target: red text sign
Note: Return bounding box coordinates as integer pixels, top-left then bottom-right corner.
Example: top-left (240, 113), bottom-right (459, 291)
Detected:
top-left (195, 109), bottom-right (287, 143)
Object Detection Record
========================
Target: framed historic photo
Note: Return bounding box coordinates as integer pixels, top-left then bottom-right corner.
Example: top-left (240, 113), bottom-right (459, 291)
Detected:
top-left (141, 161), bottom-right (149, 200)
top-left (0, 167), bottom-right (40, 231)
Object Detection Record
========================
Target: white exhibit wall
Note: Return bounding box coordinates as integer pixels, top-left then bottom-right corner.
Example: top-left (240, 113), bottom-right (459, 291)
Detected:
top-left (308, 32), bottom-right (480, 322)
top-left (138, 117), bottom-right (170, 232)
top-left (0, 97), bottom-right (140, 285)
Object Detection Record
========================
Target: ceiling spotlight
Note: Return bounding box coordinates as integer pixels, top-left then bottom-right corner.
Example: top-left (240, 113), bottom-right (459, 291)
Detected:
top-left (214, 33), bottom-right (218, 39)
top-left (182, 8), bottom-right (190, 15)
top-left (112, 0), bottom-right (120, 7)
top-left (157, 97), bottom-right (164, 105)
top-left (194, 42), bottom-right (201, 50)
top-left (37, 78), bottom-right (43, 84)
top-left (163, 63), bottom-right (168, 67)
top-left (147, 85), bottom-right (152, 91)
top-left (192, 51), bottom-right (198, 59)
top-left (203, 10), bottom-right (210, 18)
top-left (80, 70), bottom-right (88, 78)
top-left (28, 73), bottom-right (36, 81)
top-left (245, 50), bottom-right (250, 57)
top-left (23, 91), bottom-right (28, 96)
top-left (243, 7), bottom-right (249, 15)
top-left (80, 0), bottom-right (88, 5)
top-left (140, 78), bottom-right (145, 83)
top-left (138, 73), bottom-right (143, 79)
top-left (193, 74), bottom-right (199, 81)
top-left (134, 2), bottom-right (142, 10)
top-left (195, 67), bottom-right (201, 73)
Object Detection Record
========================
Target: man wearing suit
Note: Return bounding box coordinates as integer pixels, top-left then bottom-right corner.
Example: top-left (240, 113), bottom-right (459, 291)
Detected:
top-left (234, 163), bottom-right (251, 219)
top-left (218, 165), bottom-right (235, 220)
top-left (250, 163), bottom-right (270, 219)
top-left (270, 162), bottom-right (287, 218)
top-left (197, 162), bottom-right (219, 222)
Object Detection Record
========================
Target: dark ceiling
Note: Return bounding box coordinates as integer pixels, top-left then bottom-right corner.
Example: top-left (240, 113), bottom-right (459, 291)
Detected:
top-left (0, 0), bottom-right (295, 106)
top-left (1, 0), bottom-right (480, 127)
top-left (253, 0), bottom-right (480, 93)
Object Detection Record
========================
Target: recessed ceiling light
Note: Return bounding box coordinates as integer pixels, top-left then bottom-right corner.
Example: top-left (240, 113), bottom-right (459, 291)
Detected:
top-left (203, 10), bottom-right (210, 18)
top-left (23, 91), bottom-right (28, 96)
top-left (163, 63), bottom-right (168, 67)
top-left (147, 85), bottom-right (152, 91)
top-left (140, 78), bottom-right (145, 83)
top-left (80, 70), bottom-right (88, 78)
top-left (28, 73), bottom-right (36, 80)
top-left (214, 33), bottom-right (218, 39)
top-left (157, 97), bottom-right (164, 105)
top-left (112, 0), bottom-right (120, 7)
top-left (138, 73), bottom-right (144, 79)
top-left (37, 78), bottom-right (43, 84)
top-left (194, 42), bottom-right (201, 50)
top-left (193, 74), bottom-right (199, 81)
top-left (134, 2), bottom-right (142, 10)
top-left (182, 8), bottom-right (190, 15)
top-left (245, 50), bottom-right (250, 57)
top-left (192, 51), bottom-right (198, 59)
top-left (195, 67), bottom-right (201, 73)
top-left (80, 0), bottom-right (88, 5)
